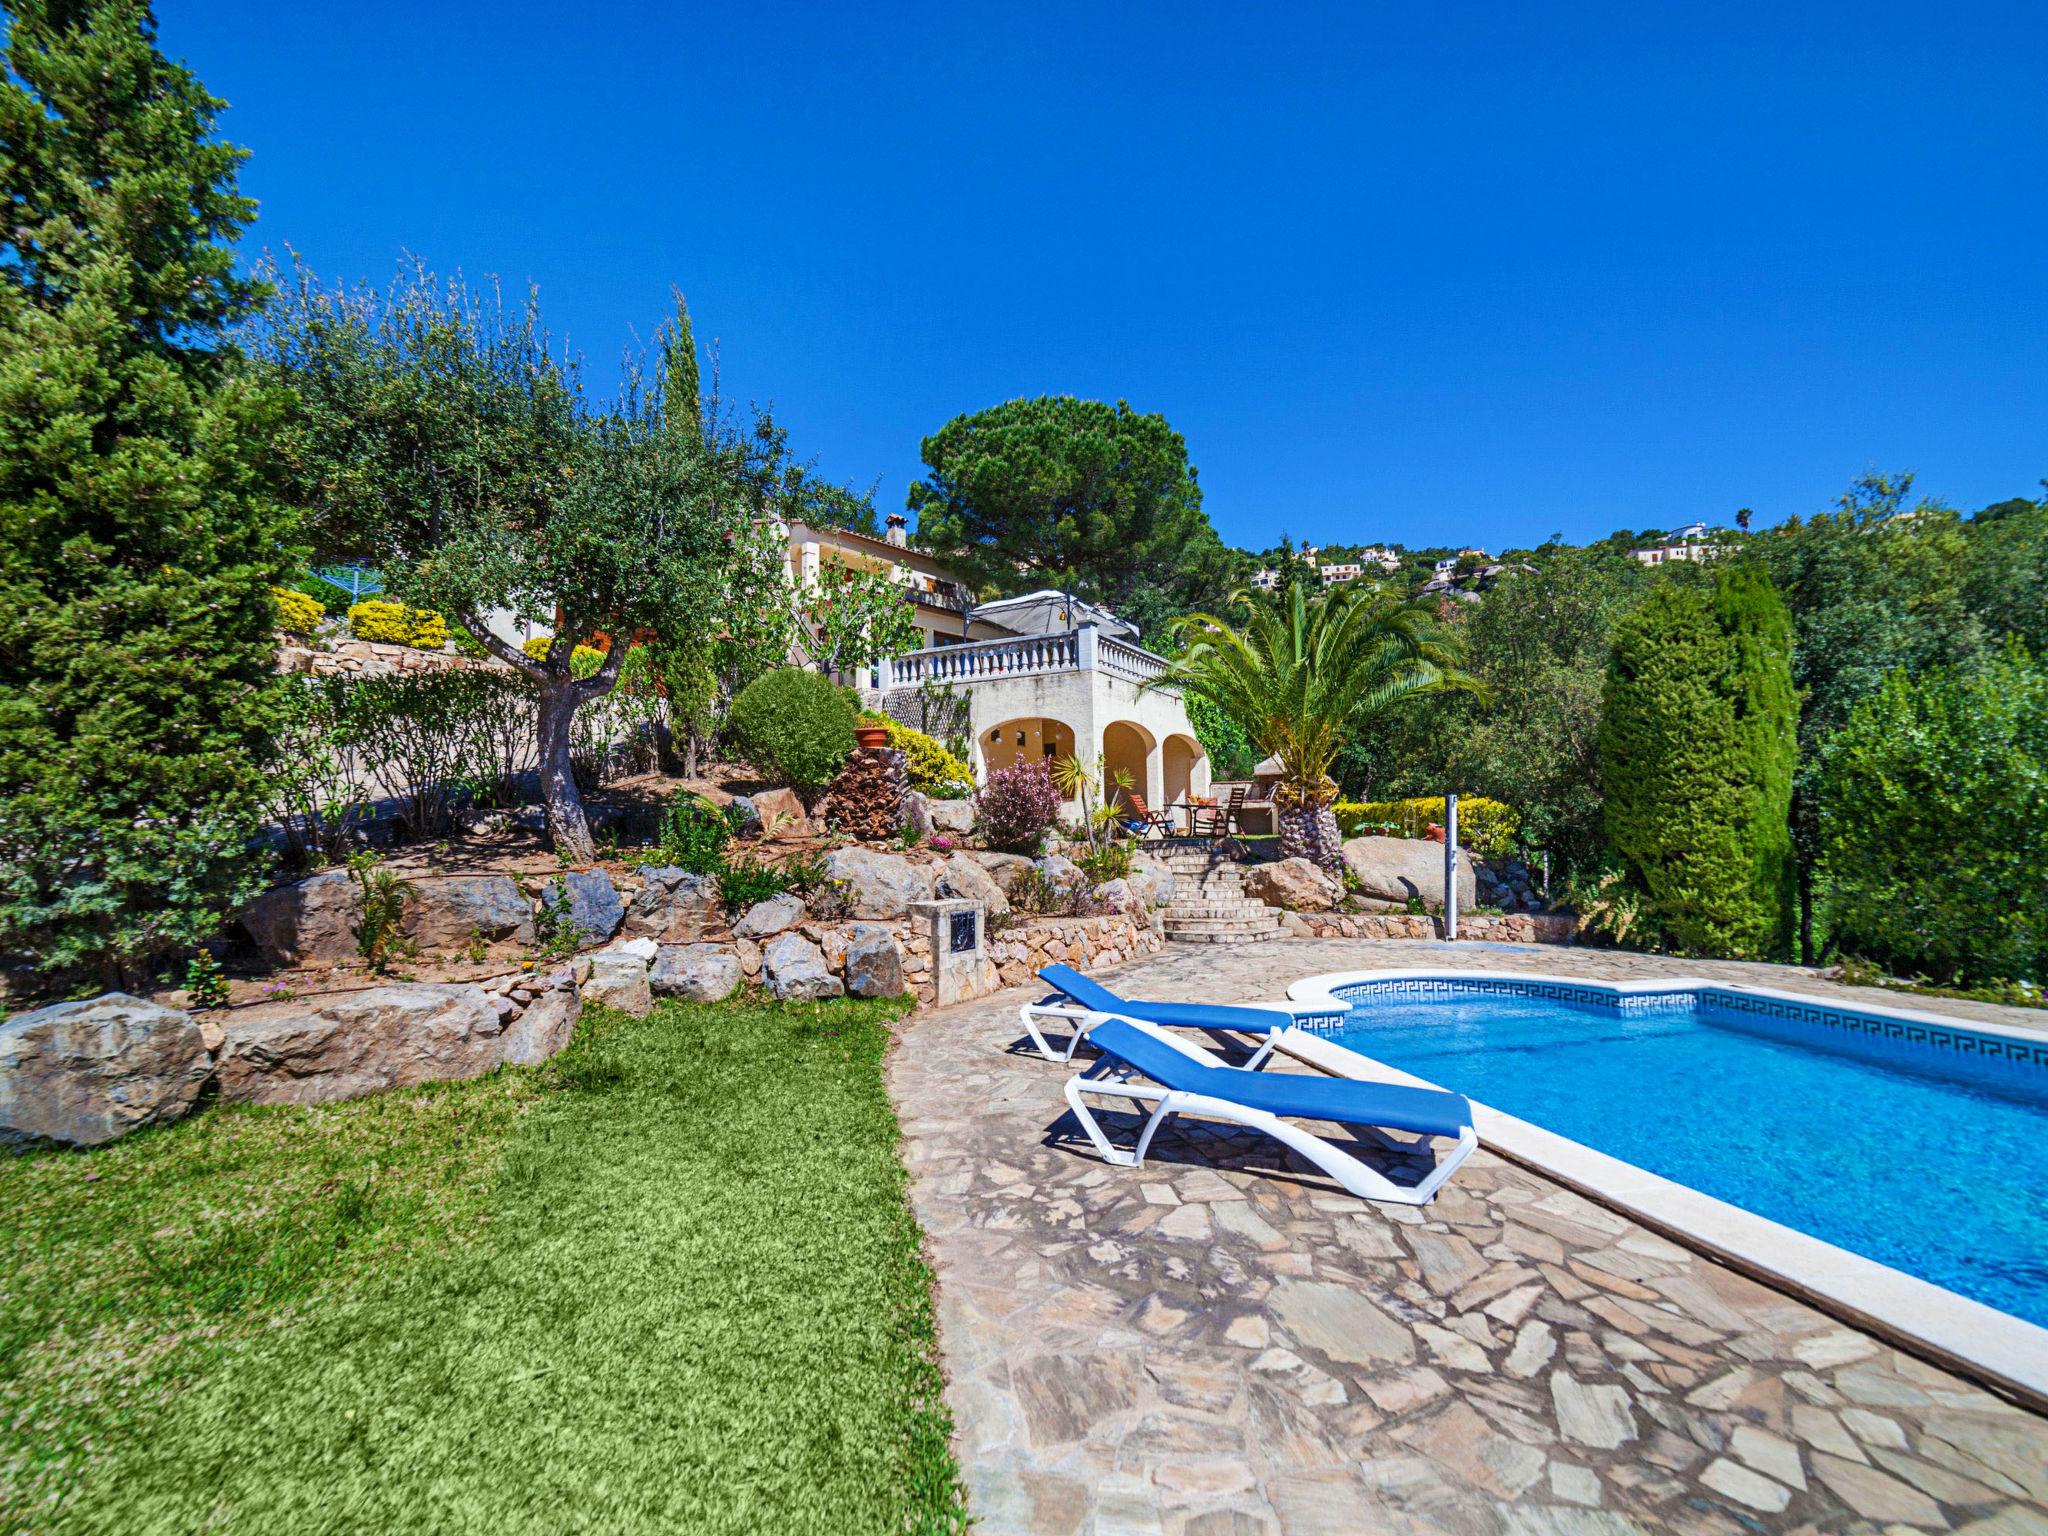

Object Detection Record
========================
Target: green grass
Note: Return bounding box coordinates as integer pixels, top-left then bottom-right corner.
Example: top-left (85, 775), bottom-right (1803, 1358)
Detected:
top-left (1, 995), bottom-right (966, 1534)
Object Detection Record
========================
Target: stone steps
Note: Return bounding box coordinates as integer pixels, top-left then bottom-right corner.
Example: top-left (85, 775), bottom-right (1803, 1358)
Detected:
top-left (1155, 850), bottom-right (1283, 943)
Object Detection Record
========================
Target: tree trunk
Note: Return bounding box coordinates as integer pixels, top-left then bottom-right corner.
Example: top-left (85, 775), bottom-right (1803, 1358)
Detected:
top-left (1797, 857), bottom-right (1815, 967)
top-left (536, 679), bottom-right (597, 864)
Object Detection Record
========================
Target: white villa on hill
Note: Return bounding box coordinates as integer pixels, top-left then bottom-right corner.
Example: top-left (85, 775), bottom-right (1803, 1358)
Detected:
top-left (783, 518), bottom-right (1211, 813)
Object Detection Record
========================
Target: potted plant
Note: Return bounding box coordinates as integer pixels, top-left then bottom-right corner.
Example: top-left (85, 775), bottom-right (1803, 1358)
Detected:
top-left (854, 711), bottom-right (893, 750)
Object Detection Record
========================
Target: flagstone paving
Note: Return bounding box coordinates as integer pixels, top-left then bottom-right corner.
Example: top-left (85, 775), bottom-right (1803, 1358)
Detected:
top-left (889, 938), bottom-right (2048, 1535)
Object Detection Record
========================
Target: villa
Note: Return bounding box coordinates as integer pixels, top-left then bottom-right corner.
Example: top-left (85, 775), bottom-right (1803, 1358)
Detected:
top-left (776, 514), bottom-right (1212, 812)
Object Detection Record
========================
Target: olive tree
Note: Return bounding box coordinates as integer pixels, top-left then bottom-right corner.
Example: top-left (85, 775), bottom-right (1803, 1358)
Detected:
top-left (255, 268), bottom-right (782, 861)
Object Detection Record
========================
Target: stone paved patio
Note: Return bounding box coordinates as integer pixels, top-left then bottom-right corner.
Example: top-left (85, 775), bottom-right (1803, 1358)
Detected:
top-left (888, 939), bottom-right (2048, 1535)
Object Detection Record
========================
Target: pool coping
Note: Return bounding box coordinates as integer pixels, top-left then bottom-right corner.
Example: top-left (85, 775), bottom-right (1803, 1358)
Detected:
top-left (1278, 966), bottom-right (2048, 1413)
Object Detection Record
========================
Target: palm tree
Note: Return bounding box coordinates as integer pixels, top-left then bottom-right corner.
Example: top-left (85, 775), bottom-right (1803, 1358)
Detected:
top-left (1145, 585), bottom-right (1478, 870)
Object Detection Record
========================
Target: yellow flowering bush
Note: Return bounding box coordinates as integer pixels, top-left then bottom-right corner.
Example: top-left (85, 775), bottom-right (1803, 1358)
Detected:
top-left (270, 586), bottom-right (324, 637)
top-left (1333, 796), bottom-right (1518, 857)
top-left (348, 599), bottom-right (448, 649)
top-left (521, 635), bottom-right (606, 674)
top-left (884, 719), bottom-right (974, 798)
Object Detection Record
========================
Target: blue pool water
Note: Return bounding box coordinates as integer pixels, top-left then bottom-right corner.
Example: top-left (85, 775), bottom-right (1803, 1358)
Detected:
top-left (1327, 983), bottom-right (2048, 1327)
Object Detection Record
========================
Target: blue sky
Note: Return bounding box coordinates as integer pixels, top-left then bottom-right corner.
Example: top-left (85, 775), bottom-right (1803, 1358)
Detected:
top-left (175, 1), bottom-right (2045, 553)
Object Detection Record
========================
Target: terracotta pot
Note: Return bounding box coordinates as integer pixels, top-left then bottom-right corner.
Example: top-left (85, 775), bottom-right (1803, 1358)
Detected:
top-left (855, 725), bottom-right (891, 749)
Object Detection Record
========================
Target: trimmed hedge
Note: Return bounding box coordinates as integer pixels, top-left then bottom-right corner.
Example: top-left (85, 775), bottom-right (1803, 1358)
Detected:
top-left (271, 586), bottom-right (324, 637)
top-left (726, 668), bottom-right (857, 795)
top-left (349, 599), bottom-right (449, 650)
top-left (1819, 646), bottom-right (2045, 986)
top-left (1333, 796), bottom-right (1519, 857)
top-left (884, 719), bottom-right (974, 799)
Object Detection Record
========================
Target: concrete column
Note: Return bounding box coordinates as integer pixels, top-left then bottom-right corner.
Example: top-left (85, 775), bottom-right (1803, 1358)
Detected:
top-left (1076, 622), bottom-right (1099, 670)
top-left (1145, 742), bottom-right (1165, 811)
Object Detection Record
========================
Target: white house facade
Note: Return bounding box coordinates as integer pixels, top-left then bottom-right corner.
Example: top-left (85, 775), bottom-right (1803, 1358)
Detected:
top-left (869, 591), bottom-right (1211, 813)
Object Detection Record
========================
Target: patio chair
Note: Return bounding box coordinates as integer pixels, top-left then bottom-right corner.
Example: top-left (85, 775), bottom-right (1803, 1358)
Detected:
top-left (1020, 962), bottom-right (1303, 1064)
top-left (1063, 1015), bottom-right (1477, 1205)
top-left (1190, 784), bottom-right (1248, 839)
top-left (1121, 792), bottom-right (1180, 842)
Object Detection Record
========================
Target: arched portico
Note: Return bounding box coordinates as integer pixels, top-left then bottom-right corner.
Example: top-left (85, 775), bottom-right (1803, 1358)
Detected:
top-left (1162, 733), bottom-right (1205, 805)
top-left (977, 716), bottom-right (1076, 781)
top-left (1101, 719), bottom-right (1157, 812)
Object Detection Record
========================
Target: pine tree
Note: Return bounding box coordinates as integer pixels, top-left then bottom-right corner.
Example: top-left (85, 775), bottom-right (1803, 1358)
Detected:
top-left (1599, 567), bottom-right (1796, 958)
top-left (0, 1), bottom-right (297, 983)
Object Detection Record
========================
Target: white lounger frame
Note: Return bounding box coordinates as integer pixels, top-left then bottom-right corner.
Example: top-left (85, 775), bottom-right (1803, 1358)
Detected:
top-left (1019, 994), bottom-right (1319, 1065)
top-left (1061, 1015), bottom-right (1478, 1205)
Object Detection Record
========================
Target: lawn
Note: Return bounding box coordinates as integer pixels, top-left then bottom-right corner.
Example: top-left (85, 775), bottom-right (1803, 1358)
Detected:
top-left (0, 993), bottom-right (966, 1534)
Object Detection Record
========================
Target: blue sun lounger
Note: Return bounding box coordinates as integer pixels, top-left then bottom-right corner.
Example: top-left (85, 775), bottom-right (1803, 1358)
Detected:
top-left (1021, 962), bottom-right (1304, 1064)
top-left (1065, 1015), bottom-right (1478, 1205)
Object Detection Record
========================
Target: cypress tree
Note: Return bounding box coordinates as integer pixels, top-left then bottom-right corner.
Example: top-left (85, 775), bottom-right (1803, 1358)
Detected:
top-left (1599, 565), bottom-right (1797, 958)
top-left (0, 1), bottom-right (297, 983)
top-left (1714, 563), bottom-right (1798, 957)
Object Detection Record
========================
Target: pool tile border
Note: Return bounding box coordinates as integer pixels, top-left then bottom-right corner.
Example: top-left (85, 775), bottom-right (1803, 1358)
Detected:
top-left (1281, 966), bottom-right (2048, 1412)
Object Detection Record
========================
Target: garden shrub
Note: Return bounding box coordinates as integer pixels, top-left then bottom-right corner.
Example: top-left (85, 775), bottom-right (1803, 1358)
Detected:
top-left (271, 586), bottom-right (324, 637)
top-left (1332, 796), bottom-right (1519, 856)
top-left (1819, 645), bottom-right (2045, 986)
top-left (339, 671), bottom-right (535, 838)
top-left (725, 667), bottom-right (857, 797)
top-left (1600, 567), bottom-right (1796, 959)
top-left (1077, 842), bottom-right (1134, 884)
top-left (349, 599), bottom-right (449, 649)
top-left (653, 792), bottom-right (738, 875)
top-left (296, 572), bottom-right (359, 614)
top-left (974, 760), bottom-right (1063, 851)
top-left (885, 719), bottom-right (975, 798)
top-left (717, 854), bottom-right (795, 910)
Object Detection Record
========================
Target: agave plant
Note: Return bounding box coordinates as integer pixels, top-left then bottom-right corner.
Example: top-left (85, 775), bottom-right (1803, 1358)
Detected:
top-left (1145, 585), bottom-right (1479, 870)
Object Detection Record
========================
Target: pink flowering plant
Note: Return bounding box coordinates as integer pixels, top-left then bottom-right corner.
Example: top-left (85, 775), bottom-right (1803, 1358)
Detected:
top-left (974, 760), bottom-right (1063, 851)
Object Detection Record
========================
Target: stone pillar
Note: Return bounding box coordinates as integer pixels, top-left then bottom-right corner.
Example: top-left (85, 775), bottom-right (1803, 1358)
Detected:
top-left (907, 898), bottom-right (993, 1006)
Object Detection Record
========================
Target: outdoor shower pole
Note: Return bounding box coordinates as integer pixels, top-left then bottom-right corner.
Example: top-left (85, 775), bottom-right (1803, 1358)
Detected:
top-left (1444, 793), bottom-right (1460, 941)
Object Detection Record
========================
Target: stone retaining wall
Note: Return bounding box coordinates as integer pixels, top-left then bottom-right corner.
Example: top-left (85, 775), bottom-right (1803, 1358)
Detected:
top-left (1277, 909), bottom-right (1577, 944)
top-left (277, 637), bottom-right (507, 680)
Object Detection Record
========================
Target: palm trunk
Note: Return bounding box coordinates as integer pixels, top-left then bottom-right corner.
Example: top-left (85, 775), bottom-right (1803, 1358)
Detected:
top-left (536, 677), bottom-right (597, 864)
top-left (1278, 804), bottom-right (1345, 873)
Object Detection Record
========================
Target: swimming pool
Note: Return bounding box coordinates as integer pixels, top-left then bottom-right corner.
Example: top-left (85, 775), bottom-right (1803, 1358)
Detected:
top-left (1307, 976), bottom-right (2048, 1329)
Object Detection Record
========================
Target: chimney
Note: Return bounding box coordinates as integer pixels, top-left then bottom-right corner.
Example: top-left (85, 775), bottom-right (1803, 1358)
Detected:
top-left (884, 512), bottom-right (909, 549)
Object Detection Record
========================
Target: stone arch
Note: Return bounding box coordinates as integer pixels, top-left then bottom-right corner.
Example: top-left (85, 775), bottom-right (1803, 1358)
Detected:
top-left (979, 716), bottom-right (1077, 782)
top-left (1162, 733), bottom-right (1205, 805)
top-left (1101, 719), bottom-right (1156, 812)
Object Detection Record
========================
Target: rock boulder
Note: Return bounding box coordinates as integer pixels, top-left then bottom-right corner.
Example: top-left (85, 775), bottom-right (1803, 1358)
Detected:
top-left (497, 979), bottom-right (579, 1065)
top-left (732, 893), bottom-right (806, 940)
top-left (927, 797), bottom-right (975, 836)
top-left (583, 952), bottom-right (653, 1017)
top-left (650, 944), bottom-right (743, 1003)
top-left (625, 866), bottom-right (720, 943)
top-left (1245, 857), bottom-right (1343, 912)
top-left (214, 985), bottom-right (507, 1106)
top-left (541, 869), bottom-right (625, 949)
top-left (1340, 835), bottom-right (1476, 910)
top-left (0, 993), bottom-right (211, 1146)
top-left (750, 787), bottom-right (814, 841)
top-left (935, 851), bottom-right (1009, 916)
top-left (762, 932), bottom-right (842, 1001)
top-left (822, 847), bottom-right (935, 919)
top-left (239, 869), bottom-right (360, 965)
top-left (842, 924), bottom-right (906, 999)
top-left (968, 851), bottom-right (1036, 894)
top-left (405, 874), bottom-right (533, 951)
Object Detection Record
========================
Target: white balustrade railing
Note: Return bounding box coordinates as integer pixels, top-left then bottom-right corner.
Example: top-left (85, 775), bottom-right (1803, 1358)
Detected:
top-left (883, 626), bottom-right (1176, 692)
